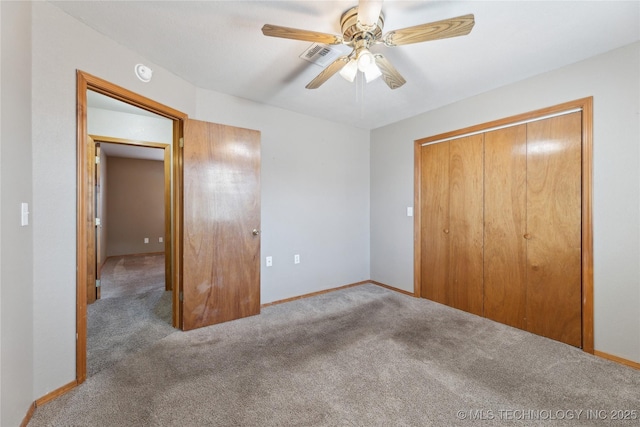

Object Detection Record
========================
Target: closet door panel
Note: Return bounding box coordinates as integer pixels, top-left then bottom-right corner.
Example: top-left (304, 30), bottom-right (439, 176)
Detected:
top-left (484, 125), bottom-right (527, 328)
top-left (449, 135), bottom-right (484, 316)
top-left (420, 142), bottom-right (450, 304)
top-left (526, 112), bottom-right (582, 347)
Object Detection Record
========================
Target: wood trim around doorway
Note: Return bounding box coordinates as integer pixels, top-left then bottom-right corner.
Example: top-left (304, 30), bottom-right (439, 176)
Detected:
top-left (76, 70), bottom-right (187, 384)
top-left (413, 97), bottom-right (594, 353)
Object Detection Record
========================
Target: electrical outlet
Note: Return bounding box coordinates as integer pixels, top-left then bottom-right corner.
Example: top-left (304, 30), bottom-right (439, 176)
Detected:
top-left (294, 254), bottom-right (300, 264)
top-left (159, 237), bottom-right (163, 243)
top-left (266, 256), bottom-right (273, 267)
top-left (144, 237), bottom-right (149, 244)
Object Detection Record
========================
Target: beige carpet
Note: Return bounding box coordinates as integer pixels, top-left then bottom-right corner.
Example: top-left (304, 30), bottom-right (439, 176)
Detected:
top-left (89, 253), bottom-right (173, 377)
top-left (100, 253), bottom-right (165, 299)
top-left (30, 284), bottom-right (640, 426)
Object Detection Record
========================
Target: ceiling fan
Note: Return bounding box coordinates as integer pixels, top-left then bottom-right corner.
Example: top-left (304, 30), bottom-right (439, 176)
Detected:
top-left (262, 0), bottom-right (475, 90)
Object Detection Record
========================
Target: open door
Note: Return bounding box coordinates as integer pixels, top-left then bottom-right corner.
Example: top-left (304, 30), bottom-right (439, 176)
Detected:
top-left (95, 143), bottom-right (103, 300)
top-left (181, 119), bottom-right (261, 330)
top-left (86, 136), bottom-right (98, 304)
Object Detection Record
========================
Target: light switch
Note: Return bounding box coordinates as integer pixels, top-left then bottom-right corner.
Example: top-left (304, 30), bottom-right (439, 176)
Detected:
top-left (266, 256), bottom-right (273, 267)
top-left (21, 203), bottom-right (29, 226)
top-left (407, 207), bottom-right (413, 217)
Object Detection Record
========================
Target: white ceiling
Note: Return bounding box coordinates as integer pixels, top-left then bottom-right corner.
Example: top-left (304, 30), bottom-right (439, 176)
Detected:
top-left (99, 142), bottom-right (165, 162)
top-left (55, 1), bottom-right (639, 130)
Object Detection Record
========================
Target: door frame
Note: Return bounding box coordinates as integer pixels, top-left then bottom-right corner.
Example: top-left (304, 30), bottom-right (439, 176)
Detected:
top-left (90, 135), bottom-right (172, 292)
top-left (76, 70), bottom-right (187, 383)
top-left (413, 97), bottom-right (594, 353)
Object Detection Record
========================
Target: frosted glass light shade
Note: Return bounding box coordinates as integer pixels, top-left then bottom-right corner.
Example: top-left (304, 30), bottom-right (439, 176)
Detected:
top-left (339, 59), bottom-right (358, 82)
top-left (364, 65), bottom-right (382, 82)
top-left (357, 51), bottom-right (375, 72)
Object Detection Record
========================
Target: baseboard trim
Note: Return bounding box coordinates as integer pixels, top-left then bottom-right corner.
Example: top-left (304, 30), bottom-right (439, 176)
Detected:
top-left (261, 280), bottom-right (418, 308)
top-left (20, 402), bottom-right (36, 427)
top-left (370, 281), bottom-right (416, 297)
top-left (35, 379), bottom-right (78, 407)
top-left (106, 251), bottom-right (164, 260)
top-left (594, 350), bottom-right (640, 370)
top-left (261, 281), bottom-right (370, 308)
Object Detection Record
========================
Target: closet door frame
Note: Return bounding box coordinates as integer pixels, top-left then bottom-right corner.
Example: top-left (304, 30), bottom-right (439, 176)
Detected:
top-left (413, 97), bottom-right (593, 353)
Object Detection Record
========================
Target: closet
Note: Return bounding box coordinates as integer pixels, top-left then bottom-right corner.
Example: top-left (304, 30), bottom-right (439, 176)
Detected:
top-left (416, 102), bottom-right (590, 349)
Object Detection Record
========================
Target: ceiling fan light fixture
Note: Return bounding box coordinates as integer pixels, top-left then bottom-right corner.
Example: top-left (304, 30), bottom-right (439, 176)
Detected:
top-left (339, 59), bottom-right (358, 82)
top-left (357, 49), bottom-right (375, 72)
top-left (356, 48), bottom-right (382, 82)
top-left (364, 64), bottom-right (382, 82)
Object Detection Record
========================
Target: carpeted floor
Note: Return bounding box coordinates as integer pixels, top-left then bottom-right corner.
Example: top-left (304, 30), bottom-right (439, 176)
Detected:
top-left (89, 254), bottom-right (172, 377)
top-left (99, 254), bottom-right (166, 299)
top-left (30, 284), bottom-right (639, 426)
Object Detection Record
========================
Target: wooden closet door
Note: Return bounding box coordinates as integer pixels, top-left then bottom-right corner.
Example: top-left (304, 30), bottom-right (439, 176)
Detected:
top-left (484, 125), bottom-right (527, 328)
top-left (526, 112), bottom-right (582, 347)
top-left (420, 142), bottom-right (450, 304)
top-left (449, 135), bottom-right (484, 316)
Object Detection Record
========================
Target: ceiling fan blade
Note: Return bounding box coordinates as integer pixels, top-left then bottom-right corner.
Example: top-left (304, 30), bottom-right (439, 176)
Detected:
top-left (262, 24), bottom-right (343, 45)
top-left (306, 56), bottom-right (350, 89)
top-left (357, 0), bottom-right (383, 28)
top-left (383, 14), bottom-right (475, 46)
top-left (373, 54), bottom-right (406, 89)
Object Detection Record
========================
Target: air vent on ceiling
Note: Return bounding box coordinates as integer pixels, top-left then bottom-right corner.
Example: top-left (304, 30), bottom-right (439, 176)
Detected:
top-left (299, 43), bottom-right (343, 68)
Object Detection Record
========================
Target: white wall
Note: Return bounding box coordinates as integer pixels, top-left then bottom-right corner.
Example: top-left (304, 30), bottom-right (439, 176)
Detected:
top-left (0, 1), bottom-right (3, 416)
top-left (0, 1), bottom-right (34, 425)
top-left (1, 2), bottom-right (3, 420)
top-left (31, 1), bottom-right (196, 398)
top-left (88, 107), bottom-right (173, 144)
top-left (371, 42), bottom-right (640, 363)
top-left (196, 90), bottom-right (371, 303)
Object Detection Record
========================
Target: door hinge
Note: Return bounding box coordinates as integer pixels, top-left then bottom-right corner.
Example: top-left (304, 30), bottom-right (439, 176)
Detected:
top-left (95, 217), bottom-right (101, 226)
top-left (179, 291), bottom-right (184, 302)
top-left (95, 155), bottom-right (100, 164)
top-left (96, 279), bottom-right (101, 288)
top-left (179, 137), bottom-right (184, 148)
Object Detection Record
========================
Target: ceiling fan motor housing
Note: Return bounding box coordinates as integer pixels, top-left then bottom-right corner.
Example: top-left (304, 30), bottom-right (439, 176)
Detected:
top-left (340, 6), bottom-right (384, 46)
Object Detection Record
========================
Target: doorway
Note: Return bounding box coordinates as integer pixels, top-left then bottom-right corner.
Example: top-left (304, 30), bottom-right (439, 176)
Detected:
top-left (76, 71), bottom-right (262, 384)
top-left (77, 71), bottom-right (187, 383)
top-left (88, 136), bottom-right (172, 376)
top-left (89, 135), bottom-right (172, 296)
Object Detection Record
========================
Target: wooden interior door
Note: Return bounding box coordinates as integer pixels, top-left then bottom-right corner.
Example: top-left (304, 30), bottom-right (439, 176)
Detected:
top-left (86, 136), bottom-right (97, 304)
top-left (95, 143), bottom-right (102, 300)
top-left (448, 135), bottom-right (484, 316)
top-left (182, 119), bottom-right (261, 331)
top-left (525, 112), bottom-right (582, 347)
top-left (420, 142), bottom-right (450, 304)
top-left (484, 125), bottom-right (527, 328)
